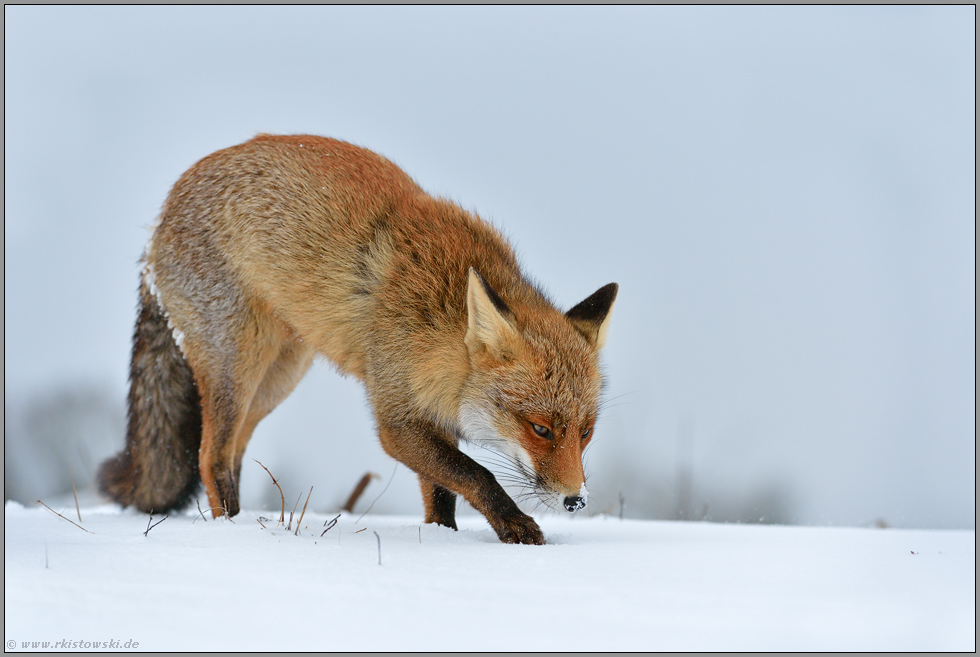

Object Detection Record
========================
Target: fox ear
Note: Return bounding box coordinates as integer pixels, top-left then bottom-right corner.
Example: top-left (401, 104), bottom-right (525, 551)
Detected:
top-left (566, 283), bottom-right (618, 349)
top-left (465, 268), bottom-right (518, 357)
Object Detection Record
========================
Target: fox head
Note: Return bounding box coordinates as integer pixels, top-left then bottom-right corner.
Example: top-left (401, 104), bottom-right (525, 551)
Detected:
top-left (459, 268), bottom-right (618, 513)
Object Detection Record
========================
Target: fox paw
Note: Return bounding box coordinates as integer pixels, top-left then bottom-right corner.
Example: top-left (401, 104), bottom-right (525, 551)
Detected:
top-left (494, 513), bottom-right (545, 545)
top-left (208, 473), bottom-right (241, 518)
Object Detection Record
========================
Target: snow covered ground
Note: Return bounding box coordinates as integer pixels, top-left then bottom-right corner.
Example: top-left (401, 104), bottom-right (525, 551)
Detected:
top-left (4, 500), bottom-right (974, 652)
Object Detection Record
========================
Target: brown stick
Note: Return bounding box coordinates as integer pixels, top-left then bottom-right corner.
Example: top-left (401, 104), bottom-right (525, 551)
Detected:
top-left (253, 459), bottom-right (285, 525)
top-left (342, 472), bottom-right (378, 513)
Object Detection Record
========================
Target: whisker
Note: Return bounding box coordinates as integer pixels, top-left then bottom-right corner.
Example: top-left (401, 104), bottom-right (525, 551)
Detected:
top-left (599, 391), bottom-right (639, 407)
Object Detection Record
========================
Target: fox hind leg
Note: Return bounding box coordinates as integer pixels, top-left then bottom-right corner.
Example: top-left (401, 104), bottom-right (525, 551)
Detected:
top-left (196, 386), bottom-right (241, 517)
top-left (189, 310), bottom-right (307, 518)
top-left (229, 339), bottom-right (315, 490)
top-left (418, 478), bottom-right (458, 530)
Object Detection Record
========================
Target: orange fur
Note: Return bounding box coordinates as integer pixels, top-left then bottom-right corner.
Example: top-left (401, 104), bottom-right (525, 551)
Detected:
top-left (98, 135), bottom-right (617, 544)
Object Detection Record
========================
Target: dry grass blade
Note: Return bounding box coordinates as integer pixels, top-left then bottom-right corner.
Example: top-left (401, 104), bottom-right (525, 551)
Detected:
top-left (342, 472), bottom-right (378, 513)
top-left (295, 486), bottom-right (313, 536)
top-left (287, 491), bottom-right (302, 531)
top-left (355, 463), bottom-right (397, 523)
top-left (70, 466), bottom-right (81, 523)
top-left (194, 503), bottom-right (226, 524)
top-left (36, 500), bottom-right (93, 534)
top-left (220, 500), bottom-right (236, 523)
top-left (253, 459), bottom-right (285, 525)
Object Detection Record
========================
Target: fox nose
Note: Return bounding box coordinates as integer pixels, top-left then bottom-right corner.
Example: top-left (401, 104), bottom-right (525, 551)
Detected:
top-left (563, 495), bottom-right (586, 512)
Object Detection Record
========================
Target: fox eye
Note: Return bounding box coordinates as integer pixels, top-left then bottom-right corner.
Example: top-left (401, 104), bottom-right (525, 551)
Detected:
top-left (581, 427), bottom-right (592, 440)
top-left (530, 422), bottom-right (554, 440)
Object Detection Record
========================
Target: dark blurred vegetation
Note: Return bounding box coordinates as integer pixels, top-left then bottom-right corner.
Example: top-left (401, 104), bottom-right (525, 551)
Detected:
top-left (5, 383), bottom-right (124, 504)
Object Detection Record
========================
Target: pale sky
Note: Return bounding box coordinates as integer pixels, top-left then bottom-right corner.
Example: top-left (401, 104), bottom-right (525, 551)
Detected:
top-left (5, 6), bottom-right (975, 528)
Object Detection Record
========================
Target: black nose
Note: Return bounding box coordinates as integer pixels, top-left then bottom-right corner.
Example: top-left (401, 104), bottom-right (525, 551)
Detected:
top-left (563, 495), bottom-right (586, 512)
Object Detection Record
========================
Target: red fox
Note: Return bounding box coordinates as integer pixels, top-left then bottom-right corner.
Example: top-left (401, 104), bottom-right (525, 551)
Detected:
top-left (98, 135), bottom-right (617, 545)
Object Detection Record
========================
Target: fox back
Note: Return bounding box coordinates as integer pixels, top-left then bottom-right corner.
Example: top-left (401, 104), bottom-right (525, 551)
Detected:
top-left (98, 135), bottom-right (617, 544)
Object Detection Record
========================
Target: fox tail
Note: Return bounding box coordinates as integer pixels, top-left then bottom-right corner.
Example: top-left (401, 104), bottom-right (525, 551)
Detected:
top-left (97, 280), bottom-right (202, 513)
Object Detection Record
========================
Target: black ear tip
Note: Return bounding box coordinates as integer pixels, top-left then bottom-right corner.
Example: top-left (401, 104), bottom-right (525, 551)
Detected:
top-left (593, 283), bottom-right (618, 307)
top-left (470, 267), bottom-right (511, 316)
top-left (566, 281), bottom-right (618, 323)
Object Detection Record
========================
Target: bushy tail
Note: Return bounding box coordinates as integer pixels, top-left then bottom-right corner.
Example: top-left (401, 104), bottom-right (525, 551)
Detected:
top-left (97, 281), bottom-right (203, 513)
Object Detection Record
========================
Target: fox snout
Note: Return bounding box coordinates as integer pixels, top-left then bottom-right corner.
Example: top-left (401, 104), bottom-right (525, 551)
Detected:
top-left (551, 482), bottom-right (589, 513)
top-left (530, 483), bottom-right (589, 514)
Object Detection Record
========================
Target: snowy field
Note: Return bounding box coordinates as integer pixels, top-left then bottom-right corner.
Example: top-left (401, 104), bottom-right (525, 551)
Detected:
top-left (4, 500), bottom-right (974, 652)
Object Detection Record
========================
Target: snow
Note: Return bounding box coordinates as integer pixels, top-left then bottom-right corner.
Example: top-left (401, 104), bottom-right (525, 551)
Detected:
top-left (4, 501), bottom-right (974, 651)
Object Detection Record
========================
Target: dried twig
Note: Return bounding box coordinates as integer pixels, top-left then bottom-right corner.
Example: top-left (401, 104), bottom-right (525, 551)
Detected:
top-left (70, 466), bottom-right (82, 523)
top-left (295, 486), bottom-right (313, 536)
top-left (196, 499), bottom-right (208, 523)
top-left (342, 472), bottom-right (378, 513)
top-left (253, 459), bottom-right (285, 524)
top-left (354, 528), bottom-right (366, 534)
top-left (321, 513), bottom-right (341, 537)
top-left (257, 518), bottom-right (266, 529)
top-left (36, 500), bottom-right (93, 534)
top-left (373, 531), bottom-right (382, 566)
top-left (143, 514), bottom-right (168, 537)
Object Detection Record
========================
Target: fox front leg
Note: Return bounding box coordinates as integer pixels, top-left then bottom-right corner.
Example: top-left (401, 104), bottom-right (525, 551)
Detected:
top-left (379, 420), bottom-right (545, 545)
